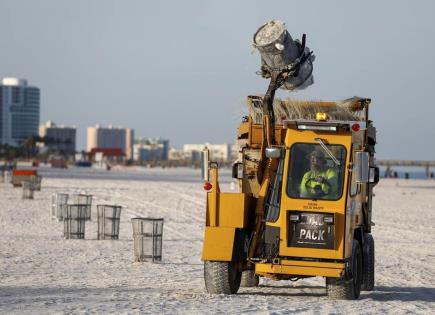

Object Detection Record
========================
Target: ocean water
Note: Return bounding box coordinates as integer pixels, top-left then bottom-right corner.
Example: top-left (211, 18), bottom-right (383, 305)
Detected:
top-left (379, 166), bottom-right (433, 180)
top-left (36, 165), bottom-right (433, 182)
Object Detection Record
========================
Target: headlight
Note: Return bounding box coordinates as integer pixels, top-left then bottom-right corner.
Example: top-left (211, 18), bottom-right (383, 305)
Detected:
top-left (289, 214), bottom-right (300, 222)
top-left (323, 215), bottom-right (334, 224)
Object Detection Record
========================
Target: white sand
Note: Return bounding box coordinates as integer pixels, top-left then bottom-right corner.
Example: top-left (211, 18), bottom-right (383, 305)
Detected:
top-left (0, 168), bottom-right (434, 314)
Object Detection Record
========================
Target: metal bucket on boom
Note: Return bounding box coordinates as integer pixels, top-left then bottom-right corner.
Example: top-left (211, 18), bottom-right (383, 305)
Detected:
top-left (253, 20), bottom-right (315, 91)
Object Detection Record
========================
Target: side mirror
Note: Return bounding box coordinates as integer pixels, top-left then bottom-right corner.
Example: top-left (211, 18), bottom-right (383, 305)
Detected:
top-left (370, 166), bottom-right (380, 184)
top-left (354, 151), bottom-right (369, 183)
top-left (265, 147), bottom-right (281, 159)
top-left (201, 150), bottom-right (210, 181)
top-left (232, 162), bottom-right (243, 179)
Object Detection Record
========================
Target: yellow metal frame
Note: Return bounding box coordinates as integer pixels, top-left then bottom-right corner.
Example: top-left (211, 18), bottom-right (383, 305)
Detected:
top-left (202, 166), bottom-right (250, 262)
top-left (208, 167), bottom-right (220, 227)
top-left (206, 192), bottom-right (249, 228)
top-left (202, 227), bottom-right (235, 261)
top-left (237, 118), bottom-right (286, 147)
top-left (255, 259), bottom-right (345, 278)
top-left (205, 167), bottom-right (249, 229)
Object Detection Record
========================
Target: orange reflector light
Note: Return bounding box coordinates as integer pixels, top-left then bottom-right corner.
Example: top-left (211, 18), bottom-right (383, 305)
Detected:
top-left (203, 182), bottom-right (212, 191)
top-left (351, 123), bottom-right (360, 132)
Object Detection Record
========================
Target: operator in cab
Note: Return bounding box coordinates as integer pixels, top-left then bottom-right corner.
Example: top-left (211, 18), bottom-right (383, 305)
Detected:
top-left (300, 150), bottom-right (338, 199)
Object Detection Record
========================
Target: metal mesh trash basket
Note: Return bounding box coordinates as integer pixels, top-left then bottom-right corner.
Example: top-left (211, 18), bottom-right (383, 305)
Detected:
top-left (22, 181), bottom-right (34, 199)
top-left (64, 205), bottom-right (87, 239)
top-left (131, 218), bottom-right (164, 262)
top-left (97, 205), bottom-right (122, 240)
top-left (30, 175), bottom-right (42, 191)
top-left (4, 171), bottom-right (12, 184)
top-left (71, 194), bottom-right (92, 221)
top-left (51, 193), bottom-right (69, 220)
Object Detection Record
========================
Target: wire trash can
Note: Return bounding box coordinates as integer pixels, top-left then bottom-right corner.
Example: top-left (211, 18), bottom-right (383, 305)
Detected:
top-left (131, 218), bottom-right (164, 262)
top-left (97, 205), bottom-right (122, 240)
top-left (4, 170), bottom-right (12, 184)
top-left (22, 181), bottom-right (34, 199)
top-left (71, 194), bottom-right (92, 221)
top-left (51, 193), bottom-right (69, 220)
top-left (30, 175), bottom-right (42, 191)
top-left (64, 204), bottom-right (87, 239)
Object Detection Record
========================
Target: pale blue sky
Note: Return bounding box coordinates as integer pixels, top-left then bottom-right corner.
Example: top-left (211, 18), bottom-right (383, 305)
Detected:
top-left (1, 0), bottom-right (434, 159)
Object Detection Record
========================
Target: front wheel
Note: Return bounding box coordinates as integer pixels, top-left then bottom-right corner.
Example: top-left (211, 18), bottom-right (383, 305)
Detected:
top-left (204, 261), bottom-right (241, 294)
top-left (326, 239), bottom-right (362, 300)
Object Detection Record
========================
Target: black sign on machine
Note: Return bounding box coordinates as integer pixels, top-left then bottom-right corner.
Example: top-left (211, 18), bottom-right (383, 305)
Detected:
top-left (287, 211), bottom-right (334, 249)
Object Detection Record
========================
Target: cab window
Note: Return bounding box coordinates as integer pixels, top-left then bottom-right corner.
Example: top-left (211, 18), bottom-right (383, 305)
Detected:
top-left (287, 143), bottom-right (347, 200)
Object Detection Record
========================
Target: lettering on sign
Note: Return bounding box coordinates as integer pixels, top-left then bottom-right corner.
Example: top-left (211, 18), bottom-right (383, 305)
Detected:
top-left (288, 212), bottom-right (334, 249)
top-left (302, 202), bottom-right (325, 211)
top-left (299, 228), bottom-right (325, 241)
top-left (306, 215), bottom-right (323, 226)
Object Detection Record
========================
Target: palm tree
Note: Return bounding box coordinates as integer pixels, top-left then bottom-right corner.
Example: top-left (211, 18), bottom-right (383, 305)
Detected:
top-left (23, 137), bottom-right (36, 159)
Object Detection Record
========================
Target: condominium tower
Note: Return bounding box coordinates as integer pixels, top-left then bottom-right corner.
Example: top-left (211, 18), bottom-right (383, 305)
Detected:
top-left (39, 120), bottom-right (76, 154)
top-left (0, 78), bottom-right (40, 146)
top-left (87, 125), bottom-right (134, 160)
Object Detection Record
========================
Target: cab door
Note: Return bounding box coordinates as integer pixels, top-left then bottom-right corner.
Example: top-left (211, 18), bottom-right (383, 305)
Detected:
top-left (272, 128), bottom-right (352, 260)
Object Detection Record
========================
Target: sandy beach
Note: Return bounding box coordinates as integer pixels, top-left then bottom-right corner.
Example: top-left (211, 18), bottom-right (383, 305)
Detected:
top-left (0, 168), bottom-right (434, 314)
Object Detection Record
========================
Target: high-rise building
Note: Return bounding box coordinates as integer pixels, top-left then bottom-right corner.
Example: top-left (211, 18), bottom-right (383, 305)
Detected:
top-left (87, 125), bottom-right (134, 160)
top-left (133, 138), bottom-right (169, 162)
top-left (0, 78), bottom-right (40, 146)
top-left (39, 120), bottom-right (76, 155)
top-left (183, 143), bottom-right (231, 162)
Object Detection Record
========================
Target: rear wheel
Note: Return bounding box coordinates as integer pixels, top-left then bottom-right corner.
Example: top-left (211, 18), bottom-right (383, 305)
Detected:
top-left (361, 233), bottom-right (375, 291)
top-left (240, 270), bottom-right (259, 287)
top-left (326, 239), bottom-right (362, 299)
top-left (204, 261), bottom-right (241, 294)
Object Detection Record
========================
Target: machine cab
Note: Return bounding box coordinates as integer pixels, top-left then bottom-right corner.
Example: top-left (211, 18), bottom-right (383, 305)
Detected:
top-left (265, 120), bottom-right (353, 261)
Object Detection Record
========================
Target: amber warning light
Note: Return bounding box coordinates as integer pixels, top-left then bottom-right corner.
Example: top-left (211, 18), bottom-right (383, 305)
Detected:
top-left (316, 112), bottom-right (328, 121)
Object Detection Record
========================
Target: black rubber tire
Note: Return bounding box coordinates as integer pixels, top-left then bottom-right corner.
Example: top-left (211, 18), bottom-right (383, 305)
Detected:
top-left (361, 233), bottom-right (375, 291)
top-left (204, 261), bottom-right (242, 294)
top-left (240, 270), bottom-right (260, 287)
top-left (326, 239), bottom-right (363, 300)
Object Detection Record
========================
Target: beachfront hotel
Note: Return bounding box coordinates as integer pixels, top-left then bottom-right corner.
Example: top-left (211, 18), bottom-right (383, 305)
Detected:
top-left (87, 125), bottom-right (134, 160)
top-left (38, 120), bottom-right (76, 155)
top-left (0, 77), bottom-right (40, 146)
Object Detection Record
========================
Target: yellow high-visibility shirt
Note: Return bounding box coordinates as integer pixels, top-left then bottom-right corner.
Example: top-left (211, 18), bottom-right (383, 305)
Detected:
top-left (300, 168), bottom-right (338, 199)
